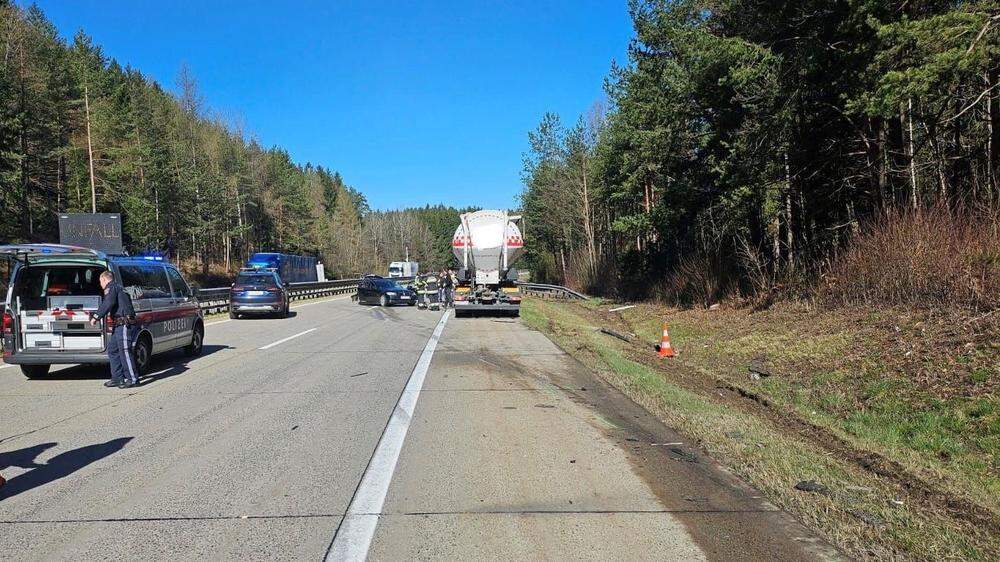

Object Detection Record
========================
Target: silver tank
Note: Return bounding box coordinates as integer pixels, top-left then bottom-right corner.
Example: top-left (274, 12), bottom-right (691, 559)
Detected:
top-left (452, 210), bottom-right (523, 283)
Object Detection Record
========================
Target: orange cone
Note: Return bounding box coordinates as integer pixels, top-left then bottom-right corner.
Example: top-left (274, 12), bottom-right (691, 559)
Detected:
top-left (657, 322), bottom-right (675, 358)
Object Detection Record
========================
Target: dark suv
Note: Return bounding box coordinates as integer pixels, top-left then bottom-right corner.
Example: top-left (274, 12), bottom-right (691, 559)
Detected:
top-left (229, 270), bottom-right (290, 319)
top-left (357, 277), bottom-right (416, 306)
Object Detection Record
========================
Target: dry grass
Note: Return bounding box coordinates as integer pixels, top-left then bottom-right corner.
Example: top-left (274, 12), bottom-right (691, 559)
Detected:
top-left (821, 203), bottom-right (999, 311)
top-left (618, 302), bottom-right (999, 509)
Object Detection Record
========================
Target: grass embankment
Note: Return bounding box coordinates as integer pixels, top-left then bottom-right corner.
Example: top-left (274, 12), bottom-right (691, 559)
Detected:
top-left (521, 298), bottom-right (998, 561)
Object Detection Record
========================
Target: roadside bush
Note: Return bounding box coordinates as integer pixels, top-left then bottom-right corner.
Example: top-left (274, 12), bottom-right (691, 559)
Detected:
top-left (821, 202), bottom-right (1000, 311)
top-left (651, 252), bottom-right (739, 308)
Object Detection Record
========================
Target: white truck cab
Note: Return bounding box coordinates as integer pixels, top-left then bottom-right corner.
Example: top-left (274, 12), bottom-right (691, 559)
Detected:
top-left (387, 261), bottom-right (418, 278)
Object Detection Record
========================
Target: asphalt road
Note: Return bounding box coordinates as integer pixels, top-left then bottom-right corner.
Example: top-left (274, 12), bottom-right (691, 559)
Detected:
top-left (0, 296), bottom-right (839, 561)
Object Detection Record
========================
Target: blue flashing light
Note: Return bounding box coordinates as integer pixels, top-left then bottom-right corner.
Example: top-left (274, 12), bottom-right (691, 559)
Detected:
top-left (134, 251), bottom-right (166, 261)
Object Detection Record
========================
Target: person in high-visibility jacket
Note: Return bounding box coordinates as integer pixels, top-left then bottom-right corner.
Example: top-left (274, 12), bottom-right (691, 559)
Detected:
top-left (413, 275), bottom-right (427, 309)
top-left (418, 273), bottom-right (441, 310)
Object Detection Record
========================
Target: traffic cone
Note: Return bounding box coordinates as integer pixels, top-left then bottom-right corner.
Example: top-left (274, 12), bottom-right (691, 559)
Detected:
top-left (657, 322), bottom-right (675, 358)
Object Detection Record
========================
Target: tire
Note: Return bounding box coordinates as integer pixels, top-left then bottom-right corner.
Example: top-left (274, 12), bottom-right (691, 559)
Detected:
top-left (184, 324), bottom-right (204, 357)
top-left (133, 335), bottom-right (152, 376)
top-left (380, 294), bottom-right (389, 307)
top-left (20, 364), bottom-right (50, 379)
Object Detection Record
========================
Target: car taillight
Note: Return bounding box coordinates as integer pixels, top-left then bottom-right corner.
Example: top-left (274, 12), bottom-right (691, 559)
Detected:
top-left (1, 311), bottom-right (12, 336)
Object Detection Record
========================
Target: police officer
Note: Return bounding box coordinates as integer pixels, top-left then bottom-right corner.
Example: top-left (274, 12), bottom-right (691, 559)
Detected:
top-left (90, 270), bottom-right (140, 389)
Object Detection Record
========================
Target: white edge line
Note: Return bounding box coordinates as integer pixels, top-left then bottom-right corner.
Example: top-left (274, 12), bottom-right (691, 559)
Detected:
top-left (258, 328), bottom-right (317, 350)
top-left (325, 309), bottom-right (451, 562)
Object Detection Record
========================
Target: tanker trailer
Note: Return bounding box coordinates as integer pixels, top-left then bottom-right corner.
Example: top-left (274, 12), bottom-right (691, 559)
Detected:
top-left (451, 210), bottom-right (524, 317)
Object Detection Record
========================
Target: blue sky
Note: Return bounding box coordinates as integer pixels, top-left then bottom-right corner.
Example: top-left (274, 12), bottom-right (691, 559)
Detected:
top-left (23, 1), bottom-right (634, 210)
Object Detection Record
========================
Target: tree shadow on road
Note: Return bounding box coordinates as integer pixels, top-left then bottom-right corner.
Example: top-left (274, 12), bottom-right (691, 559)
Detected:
top-left (0, 437), bottom-right (133, 502)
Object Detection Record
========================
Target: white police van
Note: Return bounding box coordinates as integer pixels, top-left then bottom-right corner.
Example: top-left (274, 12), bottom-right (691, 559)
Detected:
top-left (1, 244), bottom-right (204, 379)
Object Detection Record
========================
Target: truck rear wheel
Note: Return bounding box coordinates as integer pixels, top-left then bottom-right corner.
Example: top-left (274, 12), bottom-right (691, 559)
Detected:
top-left (21, 364), bottom-right (51, 379)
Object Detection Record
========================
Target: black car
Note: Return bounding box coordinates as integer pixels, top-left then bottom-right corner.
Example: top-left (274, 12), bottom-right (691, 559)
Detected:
top-left (229, 270), bottom-right (290, 319)
top-left (357, 277), bottom-right (416, 306)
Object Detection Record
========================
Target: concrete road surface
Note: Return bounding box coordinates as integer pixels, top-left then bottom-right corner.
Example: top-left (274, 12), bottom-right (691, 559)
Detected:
top-left (0, 296), bottom-right (839, 561)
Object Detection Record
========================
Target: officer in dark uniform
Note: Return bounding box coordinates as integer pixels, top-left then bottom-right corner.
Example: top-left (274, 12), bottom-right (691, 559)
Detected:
top-left (89, 270), bottom-right (140, 389)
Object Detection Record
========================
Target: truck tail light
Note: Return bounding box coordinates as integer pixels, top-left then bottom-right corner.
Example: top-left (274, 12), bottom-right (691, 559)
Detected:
top-left (2, 310), bottom-right (12, 336)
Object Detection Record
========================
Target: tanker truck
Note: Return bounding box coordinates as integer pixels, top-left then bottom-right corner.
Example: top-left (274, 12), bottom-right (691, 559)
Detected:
top-left (451, 210), bottom-right (524, 317)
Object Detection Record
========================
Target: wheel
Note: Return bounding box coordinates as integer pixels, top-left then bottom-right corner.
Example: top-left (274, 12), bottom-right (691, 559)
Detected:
top-left (20, 364), bottom-right (50, 379)
top-left (133, 335), bottom-right (152, 376)
top-left (380, 295), bottom-right (389, 307)
top-left (184, 324), bottom-right (204, 357)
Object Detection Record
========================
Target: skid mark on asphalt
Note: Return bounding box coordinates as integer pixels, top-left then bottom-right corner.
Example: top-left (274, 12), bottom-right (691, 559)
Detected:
top-left (0, 507), bottom-right (781, 526)
top-left (325, 310), bottom-right (450, 561)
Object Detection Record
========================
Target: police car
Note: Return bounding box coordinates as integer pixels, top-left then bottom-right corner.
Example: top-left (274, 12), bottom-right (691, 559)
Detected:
top-left (1, 244), bottom-right (204, 379)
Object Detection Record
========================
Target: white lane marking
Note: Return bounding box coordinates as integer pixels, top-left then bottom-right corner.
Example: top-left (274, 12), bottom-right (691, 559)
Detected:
top-left (258, 328), bottom-right (317, 350)
top-left (325, 310), bottom-right (451, 562)
top-left (0, 363), bottom-right (14, 370)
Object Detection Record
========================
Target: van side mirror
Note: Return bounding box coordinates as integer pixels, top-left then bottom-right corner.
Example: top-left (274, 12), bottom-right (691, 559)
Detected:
top-left (189, 283), bottom-right (200, 297)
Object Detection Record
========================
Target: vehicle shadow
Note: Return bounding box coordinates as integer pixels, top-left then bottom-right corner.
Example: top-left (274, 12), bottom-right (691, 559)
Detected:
top-left (0, 437), bottom-right (133, 501)
top-left (37, 344), bottom-right (230, 381)
top-left (137, 344), bottom-right (230, 385)
top-left (232, 310), bottom-right (297, 320)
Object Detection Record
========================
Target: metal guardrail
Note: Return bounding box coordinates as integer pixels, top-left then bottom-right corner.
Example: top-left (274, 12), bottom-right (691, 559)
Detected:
top-left (516, 282), bottom-right (589, 300)
top-left (197, 277), bottom-right (415, 315)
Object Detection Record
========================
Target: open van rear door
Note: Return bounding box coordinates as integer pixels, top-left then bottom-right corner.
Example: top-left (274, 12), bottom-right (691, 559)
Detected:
top-left (0, 244), bottom-right (103, 265)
